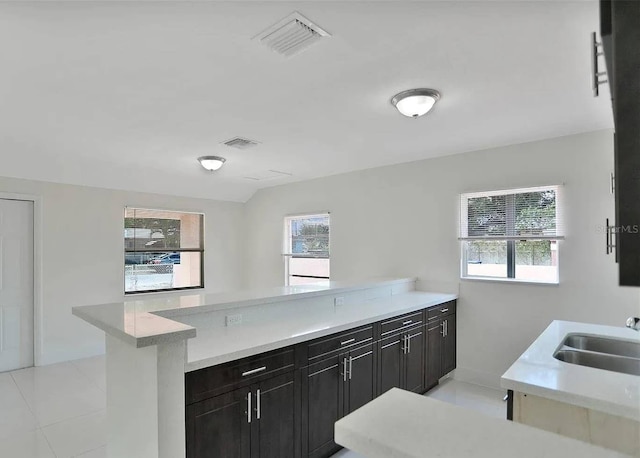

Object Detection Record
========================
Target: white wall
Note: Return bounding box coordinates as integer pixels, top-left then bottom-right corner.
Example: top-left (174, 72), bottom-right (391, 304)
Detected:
top-left (244, 130), bottom-right (640, 388)
top-left (0, 177), bottom-right (245, 366)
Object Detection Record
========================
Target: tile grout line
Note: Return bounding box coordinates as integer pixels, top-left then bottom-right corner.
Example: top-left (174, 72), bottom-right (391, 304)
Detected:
top-left (39, 407), bottom-right (106, 430)
top-left (70, 359), bottom-right (107, 394)
top-left (39, 426), bottom-right (60, 458)
top-left (73, 443), bottom-right (107, 458)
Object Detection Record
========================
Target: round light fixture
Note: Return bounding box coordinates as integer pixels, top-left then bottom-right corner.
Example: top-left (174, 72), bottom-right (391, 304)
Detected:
top-left (197, 155), bottom-right (226, 171)
top-left (391, 88), bottom-right (441, 118)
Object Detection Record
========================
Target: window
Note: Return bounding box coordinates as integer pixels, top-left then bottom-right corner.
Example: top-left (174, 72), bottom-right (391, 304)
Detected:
top-left (283, 213), bottom-right (330, 286)
top-left (124, 208), bottom-right (204, 294)
top-left (459, 186), bottom-right (563, 284)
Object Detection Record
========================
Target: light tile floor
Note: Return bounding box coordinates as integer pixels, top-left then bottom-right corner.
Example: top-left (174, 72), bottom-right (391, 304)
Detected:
top-left (0, 356), bottom-right (106, 458)
top-left (0, 358), bottom-right (505, 458)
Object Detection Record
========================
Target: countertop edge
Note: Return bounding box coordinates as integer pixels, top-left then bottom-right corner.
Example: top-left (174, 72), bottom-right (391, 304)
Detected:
top-left (72, 307), bottom-right (197, 348)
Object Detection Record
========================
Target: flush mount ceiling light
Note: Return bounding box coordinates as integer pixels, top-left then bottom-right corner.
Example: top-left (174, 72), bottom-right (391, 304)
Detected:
top-left (197, 156), bottom-right (226, 171)
top-left (391, 88), bottom-right (441, 118)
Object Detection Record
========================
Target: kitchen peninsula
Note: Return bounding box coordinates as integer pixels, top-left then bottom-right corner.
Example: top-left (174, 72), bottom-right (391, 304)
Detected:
top-left (73, 278), bottom-right (457, 458)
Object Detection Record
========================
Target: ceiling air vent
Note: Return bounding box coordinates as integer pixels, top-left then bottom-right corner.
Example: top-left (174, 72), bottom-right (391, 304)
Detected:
top-left (254, 11), bottom-right (331, 57)
top-left (222, 137), bottom-right (259, 150)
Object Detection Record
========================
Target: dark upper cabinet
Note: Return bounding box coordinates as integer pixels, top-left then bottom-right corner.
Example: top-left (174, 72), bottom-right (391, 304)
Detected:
top-left (601, 0), bottom-right (640, 286)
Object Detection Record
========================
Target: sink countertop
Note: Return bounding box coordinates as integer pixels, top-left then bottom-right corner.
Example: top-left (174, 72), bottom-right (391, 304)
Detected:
top-left (184, 291), bottom-right (457, 371)
top-left (335, 388), bottom-right (626, 458)
top-left (72, 277), bottom-right (417, 348)
top-left (501, 320), bottom-right (640, 421)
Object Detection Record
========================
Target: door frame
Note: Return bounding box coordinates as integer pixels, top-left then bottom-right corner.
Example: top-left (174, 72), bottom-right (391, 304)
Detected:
top-left (0, 192), bottom-right (43, 367)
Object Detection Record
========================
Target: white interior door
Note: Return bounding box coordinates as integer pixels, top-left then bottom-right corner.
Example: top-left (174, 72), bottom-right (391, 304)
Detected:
top-left (0, 199), bottom-right (34, 372)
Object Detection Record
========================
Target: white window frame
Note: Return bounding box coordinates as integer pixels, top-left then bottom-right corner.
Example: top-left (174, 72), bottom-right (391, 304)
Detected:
top-left (459, 185), bottom-right (563, 285)
top-left (283, 212), bottom-right (330, 286)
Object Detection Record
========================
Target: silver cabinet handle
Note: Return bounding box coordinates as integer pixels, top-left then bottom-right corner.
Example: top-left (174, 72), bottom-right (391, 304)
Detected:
top-left (610, 172), bottom-right (615, 195)
top-left (242, 366), bottom-right (267, 377)
top-left (445, 320), bottom-right (448, 337)
top-left (341, 338), bottom-right (356, 346)
top-left (246, 392), bottom-right (252, 423)
top-left (440, 308), bottom-right (449, 313)
top-left (402, 335), bottom-right (407, 354)
top-left (403, 320), bottom-right (413, 325)
top-left (348, 356), bottom-right (353, 380)
top-left (343, 357), bottom-right (348, 382)
top-left (255, 389), bottom-right (261, 420)
top-left (407, 334), bottom-right (411, 354)
top-left (441, 321), bottom-right (445, 337)
top-left (591, 31), bottom-right (607, 97)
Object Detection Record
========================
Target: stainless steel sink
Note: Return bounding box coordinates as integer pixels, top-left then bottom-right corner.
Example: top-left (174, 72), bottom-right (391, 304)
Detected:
top-left (563, 334), bottom-right (640, 359)
top-left (554, 349), bottom-right (640, 376)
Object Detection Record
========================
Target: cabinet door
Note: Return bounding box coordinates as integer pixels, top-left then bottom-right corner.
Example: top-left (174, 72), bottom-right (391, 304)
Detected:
top-left (442, 316), bottom-right (457, 375)
top-left (253, 372), bottom-right (295, 458)
top-left (426, 319), bottom-right (443, 389)
top-left (378, 333), bottom-right (403, 395)
top-left (346, 343), bottom-right (375, 414)
top-left (404, 328), bottom-right (425, 393)
top-left (303, 355), bottom-right (343, 458)
top-left (186, 388), bottom-right (251, 458)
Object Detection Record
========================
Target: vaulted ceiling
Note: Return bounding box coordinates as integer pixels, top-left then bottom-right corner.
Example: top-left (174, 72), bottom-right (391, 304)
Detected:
top-left (0, 1), bottom-right (611, 202)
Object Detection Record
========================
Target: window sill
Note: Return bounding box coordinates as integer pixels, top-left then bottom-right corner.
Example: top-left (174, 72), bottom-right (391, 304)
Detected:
top-left (460, 276), bottom-right (559, 286)
top-left (124, 286), bottom-right (204, 296)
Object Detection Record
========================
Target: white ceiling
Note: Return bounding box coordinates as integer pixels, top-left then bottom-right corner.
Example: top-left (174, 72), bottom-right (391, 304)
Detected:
top-left (0, 1), bottom-right (612, 202)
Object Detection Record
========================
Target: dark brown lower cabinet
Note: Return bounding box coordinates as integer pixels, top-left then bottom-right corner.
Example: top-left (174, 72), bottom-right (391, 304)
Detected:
top-left (254, 373), bottom-right (296, 458)
top-left (442, 316), bottom-right (456, 375)
top-left (426, 319), bottom-right (443, 389)
top-left (302, 343), bottom-right (376, 458)
top-left (377, 326), bottom-right (424, 395)
top-left (425, 313), bottom-right (456, 390)
top-left (186, 388), bottom-right (251, 458)
top-left (186, 301), bottom-right (456, 458)
top-left (302, 354), bottom-right (343, 458)
top-left (186, 372), bottom-right (295, 458)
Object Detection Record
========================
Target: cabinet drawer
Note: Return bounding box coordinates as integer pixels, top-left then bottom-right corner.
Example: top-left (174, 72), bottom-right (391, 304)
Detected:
top-left (427, 301), bottom-right (456, 320)
top-left (186, 347), bottom-right (294, 404)
top-left (307, 325), bottom-right (373, 361)
top-left (379, 311), bottom-right (423, 337)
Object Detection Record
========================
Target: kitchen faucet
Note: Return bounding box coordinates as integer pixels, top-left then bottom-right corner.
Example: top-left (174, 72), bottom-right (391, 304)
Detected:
top-left (626, 317), bottom-right (640, 331)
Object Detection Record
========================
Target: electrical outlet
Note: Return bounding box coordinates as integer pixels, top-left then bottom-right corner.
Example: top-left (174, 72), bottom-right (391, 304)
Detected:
top-left (226, 314), bottom-right (243, 326)
top-left (334, 296), bottom-right (345, 307)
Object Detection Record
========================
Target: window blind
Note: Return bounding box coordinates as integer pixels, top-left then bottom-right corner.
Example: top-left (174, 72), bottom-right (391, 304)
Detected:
top-left (459, 186), bottom-right (564, 241)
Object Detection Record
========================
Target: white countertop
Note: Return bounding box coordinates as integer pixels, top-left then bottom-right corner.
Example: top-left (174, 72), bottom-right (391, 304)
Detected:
top-left (501, 320), bottom-right (640, 421)
top-left (72, 277), bottom-right (417, 348)
top-left (184, 291), bottom-right (457, 371)
top-left (334, 388), bottom-right (625, 458)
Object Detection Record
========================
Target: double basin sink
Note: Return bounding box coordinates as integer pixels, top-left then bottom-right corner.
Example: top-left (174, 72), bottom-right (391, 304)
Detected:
top-left (554, 334), bottom-right (640, 376)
